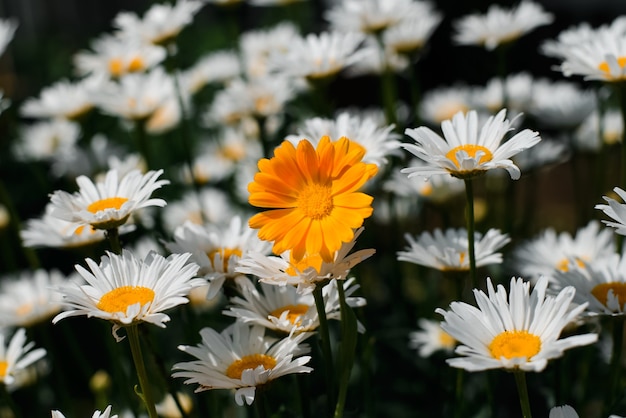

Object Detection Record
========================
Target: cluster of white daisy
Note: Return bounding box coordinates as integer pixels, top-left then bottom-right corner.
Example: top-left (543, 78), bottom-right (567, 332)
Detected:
top-left (5, 0), bottom-right (626, 417)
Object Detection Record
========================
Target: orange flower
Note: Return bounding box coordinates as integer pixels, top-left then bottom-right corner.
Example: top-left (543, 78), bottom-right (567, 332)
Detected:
top-left (248, 136), bottom-right (377, 262)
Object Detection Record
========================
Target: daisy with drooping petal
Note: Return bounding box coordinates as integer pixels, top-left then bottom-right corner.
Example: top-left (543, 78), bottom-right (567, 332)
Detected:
top-left (0, 269), bottom-right (67, 328)
top-left (436, 276), bottom-right (597, 372)
top-left (49, 168), bottom-right (168, 231)
top-left (0, 328), bottom-right (46, 388)
top-left (224, 277), bottom-right (366, 334)
top-left (236, 227), bottom-right (375, 294)
top-left (596, 187), bottom-right (626, 236)
top-left (512, 220), bottom-right (615, 281)
top-left (401, 109), bottom-right (541, 180)
top-left (548, 253), bottom-right (626, 316)
top-left (397, 228), bottom-right (510, 271)
top-left (409, 318), bottom-right (457, 358)
top-left (172, 322), bottom-right (313, 406)
top-left (285, 111), bottom-right (402, 168)
top-left (51, 405), bottom-right (118, 418)
top-left (452, 1), bottom-right (554, 51)
top-left (53, 249), bottom-right (204, 340)
top-left (247, 136), bottom-right (378, 262)
top-left (163, 216), bottom-right (272, 299)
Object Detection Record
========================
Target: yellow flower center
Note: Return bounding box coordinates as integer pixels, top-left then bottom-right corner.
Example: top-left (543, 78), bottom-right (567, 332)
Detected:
top-left (0, 361), bottom-right (7, 378)
top-left (87, 197), bottom-right (129, 214)
top-left (297, 184), bottom-right (333, 220)
top-left (15, 303), bottom-right (34, 317)
top-left (556, 257), bottom-right (586, 272)
top-left (598, 56), bottom-right (626, 76)
top-left (220, 144), bottom-right (246, 161)
top-left (109, 58), bottom-right (125, 77)
top-left (285, 253), bottom-right (324, 276)
top-left (225, 354), bottom-right (277, 379)
top-left (489, 330), bottom-right (541, 360)
top-left (439, 330), bottom-right (456, 349)
top-left (97, 286), bottom-right (155, 313)
top-left (127, 56), bottom-right (145, 73)
top-left (269, 304), bottom-right (309, 325)
top-left (207, 247), bottom-right (242, 272)
top-left (434, 104), bottom-right (468, 124)
top-left (445, 145), bottom-right (493, 169)
top-left (591, 282), bottom-right (626, 307)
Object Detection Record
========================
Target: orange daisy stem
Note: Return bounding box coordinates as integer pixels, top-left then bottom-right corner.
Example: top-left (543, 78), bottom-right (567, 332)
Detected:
top-left (313, 283), bottom-right (336, 413)
top-left (127, 324), bottom-right (158, 418)
top-left (463, 178), bottom-right (478, 291)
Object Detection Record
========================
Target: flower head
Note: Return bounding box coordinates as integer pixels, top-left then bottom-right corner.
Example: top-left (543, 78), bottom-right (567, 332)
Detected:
top-left (436, 276), bottom-right (597, 372)
top-left (248, 137), bottom-right (378, 262)
top-left (172, 322), bottom-right (312, 406)
top-left (53, 250), bottom-right (204, 341)
top-left (596, 187), bottom-right (626, 236)
top-left (20, 78), bottom-right (98, 120)
top-left (49, 169), bottom-right (168, 230)
top-left (0, 328), bottom-right (46, 388)
top-left (401, 109), bottom-right (541, 180)
top-left (52, 405), bottom-right (117, 418)
top-left (409, 318), bottom-right (457, 358)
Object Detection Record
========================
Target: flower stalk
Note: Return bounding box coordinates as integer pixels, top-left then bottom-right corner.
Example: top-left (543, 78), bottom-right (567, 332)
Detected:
top-left (127, 324), bottom-right (158, 418)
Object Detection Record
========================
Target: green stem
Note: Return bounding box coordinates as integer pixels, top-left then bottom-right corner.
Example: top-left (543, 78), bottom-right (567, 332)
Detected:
top-left (295, 374), bottom-right (311, 418)
top-left (513, 370), bottom-right (532, 418)
top-left (126, 324), bottom-right (158, 418)
top-left (254, 387), bottom-right (268, 418)
top-left (605, 317), bottom-right (625, 415)
top-left (134, 119), bottom-right (151, 171)
top-left (105, 228), bottom-right (122, 255)
top-left (463, 178), bottom-right (477, 291)
top-left (334, 282), bottom-right (355, 418)
top-left (0, 383), bottom-right (21, 418)
top-left (376, 38), bottom-right (398, 128)
top-left (407, 57), bottom-right (421, 126)
top-left (312, 282), bottom-right (336, 413)
top-left (453, 368), bottom-right (464, 418)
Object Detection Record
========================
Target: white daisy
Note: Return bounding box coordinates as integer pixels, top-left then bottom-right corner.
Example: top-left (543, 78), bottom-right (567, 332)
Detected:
top-left (382, 8), bottom-right (443, 57)
top-left (224, 277), bottom-right (366, 334)
top-left (596, 187), bottom-right (626, 236)
top-left (419, 85), bottom-right (473, 126)
top-left (164, 216), bottom-right (272, 300)
top-left (325, 0), bottom-right (426, 35)
top-left (285, 110), bottom-right (402, 167)
top-left (527, 78), bottom-right (595, 130)
top-left (397, 228), bottom-right (510, 271)
top-left (20, 78), bottom-right (98, 120)
top-left (161, 188), bottom-right (237, 234)
top-left (240, 22), bottom-right (300, 80)
top-left (470, 72), bottom-right (535, 115)
top-left (512, 220), bottom-right (615, 280)
top-left (74, 34), bottom-right (166, 79)
top-left (93, 67), bottom-right (175, 121)
top-left (269, 30), bottom-right (369, 82)
top-left (14, 119), bottom-right (80, 162)
top-left (53, 250), bottom-right (204, 341)
top-left (549, 405), bottom-right (579, 418)
top-left (548, 252), bottom-right (626, 316)
top-left (181, 50), bottom-right (241, 94)
top-left (0, 328), bottom-right (46, 388)
top-left (511, 137), bottom-right (570, 173)
top-left (436, 276), bottom-right (597, 372)
top-left (52, 405), bottom-right (117, 418)
top-left (49, 168), bottom-right (169, 230)
top-left (0, 18), bottom-right (17, 57)
top-left (172, 322), bottom-right (313, 406)
top-left (236, 228), bottom-right (375, 294)
top-left (409, 318), bottom-right (457, 358)
top-left (0, 269), bottom-right (67, 328)
top-left (343, 38), bottom-right (409, 77)
top-left (401, 109), bottom-right (541, 180)
top-left (113, 0), bottom-right (204, 46)
top-left (452, 1), bottom-right (554, 50)
top-left (574, 108), bottom-right (623, 152)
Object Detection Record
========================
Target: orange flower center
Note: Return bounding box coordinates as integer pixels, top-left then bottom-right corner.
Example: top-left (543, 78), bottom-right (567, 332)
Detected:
top-left (445, 145), bottom-right (493, 169)
top-left (97, 286), bottom-right (155, 313)
top-left (127, 56), bottom-right (145, 73)
top-left (556, 257), bottom-right (586, 272)
top-left (269, 304), bottom-right (309, 325)
top-left (87, 197), bottom-right (128, 214)
top-left (297, 183), bottom-right (333, 220)
top-left (598, 56), bottom-right (626, 76)
top-left (591, 282), bottom-right (626, 307)
top-left (0, 361), bottom-right (7, 378)
top-left (225, 354), bottom-right (277, 379)
top-left (489, 330), bottom-right (541, 360)
top-left (109, 58), bottom-right (125, 77)
top-left (207, 247), bottom-right (242, 271)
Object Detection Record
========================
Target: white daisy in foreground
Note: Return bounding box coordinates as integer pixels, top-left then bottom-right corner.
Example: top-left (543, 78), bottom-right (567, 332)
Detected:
top-left (596, 187), bottom-right (626, 236)
top-left (436, 276), bottom-right (597, 372)
top-left (453, 1), bottom-right (554, 50)
top-left (49, 168), bottom-right (169, 230)
top-left (236, 228), bottom-right (375, 294)
top-left (172, 322), bottom-right (313, 406)
top-left (51, 405), bottom-right (118, 418)
top-left (0, 269), bottom-right (67, 328)
top-left (409, 318), bottom-right (456, 358)
top-left (401, 109), bottom-right (541, 180)
top-left (52, 249), bottom-right (204, 341)
top-left (397, 228), bottom-right (510, 271)
top-left (0, 328), bottom-right (46, 387)
top-left (224, 277), bottom-right (366, 334)
top-left (549, 253), bottom-right (626, 316)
